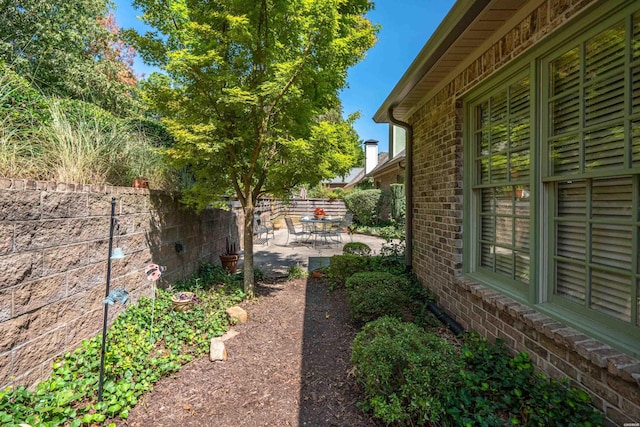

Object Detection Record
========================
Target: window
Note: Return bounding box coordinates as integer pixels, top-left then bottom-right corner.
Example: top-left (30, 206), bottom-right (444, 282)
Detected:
top-left (470, 74), bottom-right (532, 294)
top-left (543, 11), bottom-right (640, 326)
top-left (465, 2), bottom-right (640, 351)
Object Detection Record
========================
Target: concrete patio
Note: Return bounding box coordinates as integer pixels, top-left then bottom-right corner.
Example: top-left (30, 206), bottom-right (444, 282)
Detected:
top-left (237, 227), bottom-right (387, 278)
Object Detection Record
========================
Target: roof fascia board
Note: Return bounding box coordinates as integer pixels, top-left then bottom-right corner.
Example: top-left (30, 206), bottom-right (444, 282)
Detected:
top-left (373, 0), bottom-right (491, 123)
top-left (366, 155), bottom-right (405, 178)
top-left (400, 0), bottom-right (545, 122)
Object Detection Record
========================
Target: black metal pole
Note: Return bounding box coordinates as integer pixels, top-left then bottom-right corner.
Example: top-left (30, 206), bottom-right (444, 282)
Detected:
top-left (98, 197), bottom-right (116, 402)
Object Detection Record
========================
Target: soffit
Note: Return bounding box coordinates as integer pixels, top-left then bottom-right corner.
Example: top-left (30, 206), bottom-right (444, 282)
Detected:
top-left (374, 0), bottom-right (527, 123)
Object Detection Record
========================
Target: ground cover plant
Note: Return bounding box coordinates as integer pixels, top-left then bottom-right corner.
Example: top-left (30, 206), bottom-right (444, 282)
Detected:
top-left (351, 321), bottom-right (604, 426)
top-left (0, 264), bottom-right (244, 427)
top-left (442, 335), bottom-right (603, 426)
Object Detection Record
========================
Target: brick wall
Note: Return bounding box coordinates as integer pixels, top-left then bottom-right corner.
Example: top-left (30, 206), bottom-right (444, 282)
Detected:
top-left (407, 1), bottom-right (639, 425)
top-left (0, 179), bottom-right (240, 390)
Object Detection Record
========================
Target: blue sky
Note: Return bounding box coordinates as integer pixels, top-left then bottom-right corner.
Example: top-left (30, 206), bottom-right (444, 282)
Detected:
top-left (112, 0), bottom-right (456, 153)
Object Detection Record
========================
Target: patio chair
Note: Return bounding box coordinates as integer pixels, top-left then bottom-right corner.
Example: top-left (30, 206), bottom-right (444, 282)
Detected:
top-left (326, 212), bottom-right (353, 244)
top-left (284, 217), bottom-right (310, 245)
top-left (253, 214), bottom-right (273, 245)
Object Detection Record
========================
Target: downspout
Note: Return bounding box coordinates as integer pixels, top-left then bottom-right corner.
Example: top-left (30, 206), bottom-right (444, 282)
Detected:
top-left (388, 106), bottom-right (465, 336)
top-left (387, 105), bottom-right (413, 272)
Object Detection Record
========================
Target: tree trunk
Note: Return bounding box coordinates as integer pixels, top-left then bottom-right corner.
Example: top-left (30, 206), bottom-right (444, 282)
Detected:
top-left (242, 202), bottom-right (255, 298)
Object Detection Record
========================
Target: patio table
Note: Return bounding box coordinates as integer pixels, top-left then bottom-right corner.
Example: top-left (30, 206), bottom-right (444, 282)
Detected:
top-left (299, 216), bottom-right (342, 247)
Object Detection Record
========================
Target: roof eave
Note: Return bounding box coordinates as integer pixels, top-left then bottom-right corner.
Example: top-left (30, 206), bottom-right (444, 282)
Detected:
top-left (373, 0), bottom-right (491, 123)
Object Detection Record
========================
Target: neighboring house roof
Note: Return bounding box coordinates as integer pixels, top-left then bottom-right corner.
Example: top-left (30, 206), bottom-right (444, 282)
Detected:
top-left (324, 167), bottom-right (363, 185)
top-left (374, 0), bottom-right (525, 124)
top-left (344, 152), bottom-right (388, 189)
top-left (366, 150), bottom-right (404, 179)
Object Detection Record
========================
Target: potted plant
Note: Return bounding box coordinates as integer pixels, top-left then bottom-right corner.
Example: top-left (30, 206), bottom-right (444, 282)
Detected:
top-left (171, 291), bottom-right (197, 311)
top-left (313, 207), bottom-right (326, 220)
top-left (219, 236), bottom-right (239, 274)
top-left (312, 267), bottom-right (327, 279)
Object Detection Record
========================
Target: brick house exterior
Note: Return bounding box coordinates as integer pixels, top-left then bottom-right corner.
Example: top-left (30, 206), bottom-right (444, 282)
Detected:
top-left (374, 0), bottom-right (640, 425)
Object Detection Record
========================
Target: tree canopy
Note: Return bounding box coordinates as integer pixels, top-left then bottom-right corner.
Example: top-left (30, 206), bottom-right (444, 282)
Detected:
top-left (126, 0), bottom-right (378, 296)
top-left (0, 0), bottom-right (141, 116)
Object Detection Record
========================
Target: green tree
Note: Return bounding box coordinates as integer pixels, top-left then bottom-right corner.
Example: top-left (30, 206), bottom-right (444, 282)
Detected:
top-left (0, 0), bottom-right (141, 116)
top-left (125, 0), bottom-right (377, 296)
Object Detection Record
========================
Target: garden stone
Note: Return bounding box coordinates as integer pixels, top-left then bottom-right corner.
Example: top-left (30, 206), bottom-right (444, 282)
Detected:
top-left (225, 306), bottom-right (247, 324)
top-left (220, 329), bottom-right (239, 341)
top-left (210, 337), bottom-right (227, 361)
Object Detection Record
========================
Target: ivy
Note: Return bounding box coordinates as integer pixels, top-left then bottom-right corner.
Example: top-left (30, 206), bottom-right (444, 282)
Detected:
top-left (0, 264), bottom-right (244, 426)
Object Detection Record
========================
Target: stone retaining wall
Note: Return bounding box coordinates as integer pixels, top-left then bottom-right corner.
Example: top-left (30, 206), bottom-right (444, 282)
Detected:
top-left (0, 179), bottom-right (240, 390)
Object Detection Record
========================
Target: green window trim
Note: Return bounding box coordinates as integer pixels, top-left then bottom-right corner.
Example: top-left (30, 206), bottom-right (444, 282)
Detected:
top-left (463, 0), bottom-right (640, 357)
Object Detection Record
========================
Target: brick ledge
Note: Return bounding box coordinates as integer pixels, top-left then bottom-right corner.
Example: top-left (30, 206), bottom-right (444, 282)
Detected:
top-left (453, 276), bottom-right (640, 387)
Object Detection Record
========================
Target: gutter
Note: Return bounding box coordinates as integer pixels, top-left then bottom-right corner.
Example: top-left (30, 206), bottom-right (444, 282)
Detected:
top-left (387, 106), bottom-right (413, 272)
top-left (373, 0), bottom-right (491, 124)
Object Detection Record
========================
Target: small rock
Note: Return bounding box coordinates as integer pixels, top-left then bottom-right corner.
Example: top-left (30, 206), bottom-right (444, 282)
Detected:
top-left (210, 338), bottom-right (227, 361)
top-left (220, 329), bottom-right (240, 341)
top-left (226, 306), bottom-right (248, 324)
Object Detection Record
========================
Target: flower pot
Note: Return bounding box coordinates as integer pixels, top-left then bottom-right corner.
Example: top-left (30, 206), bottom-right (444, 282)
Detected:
top-left (312, 269), bottom-right (326, 279)
top-left (314, 214), bottom-right (325, 220)
top-left (219, 254), bottom-right (239, 274)
top-left (171, 292), bottom-right (196, 311)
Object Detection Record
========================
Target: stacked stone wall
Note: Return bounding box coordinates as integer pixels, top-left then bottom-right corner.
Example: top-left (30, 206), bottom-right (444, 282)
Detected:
top-left (0, 179), bottom-right (240, 389)
top-left (408, 0), bottom-right (639, 425)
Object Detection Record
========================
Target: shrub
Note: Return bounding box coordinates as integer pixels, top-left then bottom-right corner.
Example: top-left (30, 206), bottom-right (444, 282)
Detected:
top-left (390, 183), bottom-right (406, 222)
top-left (379, 239), bottom-right (406, 260)
top-left (172, 262), bottom-right (237, 292)
top-left (287, 264), bottom-right (308, 280)
top-left (0, 61), bottom-right (50, 128)
top-left (343, 189), bottom-right (381, 226)
top-left (342, 242), bottom-right (371, 256)
top-left (308, 184), bottom-right (333, 199)
top-left (345, 272), bottom-right (412, 322)
top-left (327, 254), bottom-right (370, 289)
top-left (351, 316), bottom-right (463, 425)
top-left (0, 63), bottom-right (49, 178)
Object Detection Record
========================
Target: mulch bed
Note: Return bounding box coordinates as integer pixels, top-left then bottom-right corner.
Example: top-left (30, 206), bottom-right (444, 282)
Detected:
top-left (120, 277), bottom-right (383, 427)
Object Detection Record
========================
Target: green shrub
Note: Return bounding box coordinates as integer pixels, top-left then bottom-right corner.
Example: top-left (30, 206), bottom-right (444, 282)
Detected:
top-left (342, 242), bottom-right (372, 256)
top-left (327, 254), bottom-right (371, 289)
top-left (308, 184), bottom-right (333, 199)
top-left (351, 316), bottom-right (463, 425)
top-left (390, 183), bottom-right (405, 222)
top-left (287, 264), bottom-right (308, 280)
top-left (345, 272), bottom-right (411, 322)
top-left (443, 335), bottom-right (604, 426)
top-left (0, 63), bottom-right (49, 178)
top-left (343, 189), bottom-right (381, 226)
top-left (172, 262), bottom-right (238, 292)
top-left (0, 61), bottom-right (50, 128)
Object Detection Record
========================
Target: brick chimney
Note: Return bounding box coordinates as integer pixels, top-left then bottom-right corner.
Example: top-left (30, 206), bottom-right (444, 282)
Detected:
top-left (364, 139), bottom-right (379, 174)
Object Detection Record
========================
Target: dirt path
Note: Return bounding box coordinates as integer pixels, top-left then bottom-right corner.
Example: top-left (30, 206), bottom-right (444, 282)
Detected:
top-left (121, 278), bottom-right (381, 427)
